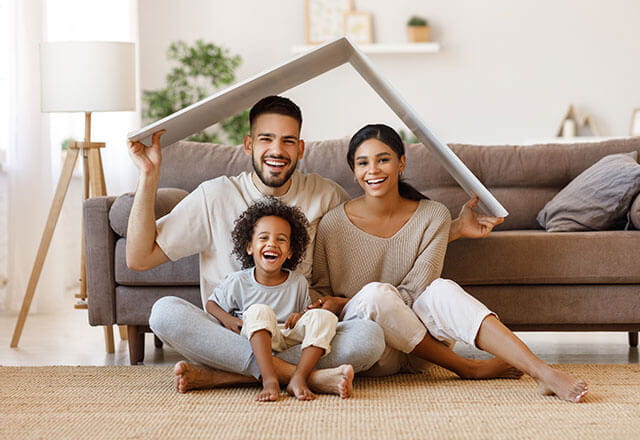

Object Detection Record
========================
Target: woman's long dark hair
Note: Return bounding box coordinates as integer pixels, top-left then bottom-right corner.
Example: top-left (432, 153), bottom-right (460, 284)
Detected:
top-left (347, 124), bottom-right (428, 201)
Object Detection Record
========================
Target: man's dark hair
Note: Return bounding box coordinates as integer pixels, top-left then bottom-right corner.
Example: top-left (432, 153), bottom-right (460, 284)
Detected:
top-left (249, 96), bottom-right (302, 133)
top-left (232, 197), bottom-right (310, 270)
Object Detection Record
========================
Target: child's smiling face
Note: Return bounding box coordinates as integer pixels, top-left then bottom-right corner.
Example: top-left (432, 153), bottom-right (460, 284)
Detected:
top-left (247, 215), bottom-right (293, 277)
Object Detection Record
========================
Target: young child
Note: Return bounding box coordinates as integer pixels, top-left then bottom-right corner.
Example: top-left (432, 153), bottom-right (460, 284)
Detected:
top-left (205, 197), bottom-right (352, 401)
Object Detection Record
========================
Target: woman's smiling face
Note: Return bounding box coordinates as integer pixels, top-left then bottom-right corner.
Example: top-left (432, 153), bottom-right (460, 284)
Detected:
top-left (353, 138), bottom-right (406, 198)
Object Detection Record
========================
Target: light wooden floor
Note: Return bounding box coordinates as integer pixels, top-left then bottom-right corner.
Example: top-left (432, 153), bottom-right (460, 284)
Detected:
top-left (1, 307), bottom-right (638, 366)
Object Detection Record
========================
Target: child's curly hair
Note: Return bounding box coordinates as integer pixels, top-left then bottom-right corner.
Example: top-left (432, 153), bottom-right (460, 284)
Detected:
top-left (232, 197), bottom-right (310, 271)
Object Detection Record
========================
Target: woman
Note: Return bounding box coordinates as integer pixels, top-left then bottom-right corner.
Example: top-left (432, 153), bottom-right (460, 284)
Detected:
top-left (310, 124), bottom-right (588, 402)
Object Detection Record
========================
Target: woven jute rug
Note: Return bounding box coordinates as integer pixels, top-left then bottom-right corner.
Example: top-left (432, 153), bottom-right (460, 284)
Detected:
top-left (1, 364), bottom-right (638, 439)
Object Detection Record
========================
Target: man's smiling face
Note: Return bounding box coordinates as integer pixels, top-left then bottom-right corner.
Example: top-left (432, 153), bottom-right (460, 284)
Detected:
top-left (244, 113), bottom-right (305, 195)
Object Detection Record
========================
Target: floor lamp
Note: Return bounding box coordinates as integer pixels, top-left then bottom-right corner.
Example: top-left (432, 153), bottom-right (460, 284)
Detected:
top-left (10, 41), bottom-right (136, 352)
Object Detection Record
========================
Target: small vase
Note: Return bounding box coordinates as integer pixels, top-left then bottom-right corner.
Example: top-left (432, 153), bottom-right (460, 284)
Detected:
top-left (407, 26), bottom-right (430, 43)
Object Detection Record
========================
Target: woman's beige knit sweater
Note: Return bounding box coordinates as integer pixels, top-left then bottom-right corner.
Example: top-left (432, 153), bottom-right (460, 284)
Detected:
top-left (311, 199), bottom-right (451, 307)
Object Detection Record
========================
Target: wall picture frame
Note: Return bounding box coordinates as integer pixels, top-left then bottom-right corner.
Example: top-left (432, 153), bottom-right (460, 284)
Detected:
top-left (305, 0), bottom-right (353, 44)
top-left (631, 108), bottom-right (640, 136)
top-left (344, 11), bottom-right (372, 44)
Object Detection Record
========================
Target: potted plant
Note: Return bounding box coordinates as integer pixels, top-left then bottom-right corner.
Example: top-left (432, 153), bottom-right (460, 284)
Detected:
top-left (407, 16), bottom-right (430, 43)
top-left (142, 40), bottom-right (249, 145)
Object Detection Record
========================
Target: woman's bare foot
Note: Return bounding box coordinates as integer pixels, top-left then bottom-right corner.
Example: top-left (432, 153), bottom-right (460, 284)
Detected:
top-left (535, 366), bottom-right (588, 403)
top-left (459, 357), bottom-right (523, 380)
top-left (307, 364), bottom-right (354, 399)
top-left (256, 378), bottom-right (280, 402)
top-left (173, 361), bottom-right (256, 393)
top-left (286, 374), bottom-right (317, 401)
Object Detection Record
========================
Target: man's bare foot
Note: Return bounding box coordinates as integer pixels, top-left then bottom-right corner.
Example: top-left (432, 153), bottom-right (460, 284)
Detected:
top-left (535, 366), bottom-right (588, 403)
top-left (173, 361), bottom-right (256, 393)
top-left (308, 364), bottom-right (354, 399)
top-left (286, 374), bottom-right (317, 401)
top-left (459, 358), bottom-right (523, 380)
top-left (256, 378), bottom-right (280, 402)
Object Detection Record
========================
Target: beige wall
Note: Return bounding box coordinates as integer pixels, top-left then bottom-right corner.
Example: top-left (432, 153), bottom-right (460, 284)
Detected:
top-left (138, 0), bottom-right (640, 144)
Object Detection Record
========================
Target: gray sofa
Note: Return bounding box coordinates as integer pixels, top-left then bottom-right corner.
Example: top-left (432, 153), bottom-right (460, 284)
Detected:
top-left (84, 137), bottom-right (640, 364)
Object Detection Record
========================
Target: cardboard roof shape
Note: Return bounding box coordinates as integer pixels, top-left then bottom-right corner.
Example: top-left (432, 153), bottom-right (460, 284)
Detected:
top-left (128, 37), bottom-right (508, 217)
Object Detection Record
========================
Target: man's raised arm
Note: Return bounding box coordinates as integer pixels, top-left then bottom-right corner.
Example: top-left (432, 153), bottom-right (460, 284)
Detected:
top-left (126, 130), bottom-right (171, 270)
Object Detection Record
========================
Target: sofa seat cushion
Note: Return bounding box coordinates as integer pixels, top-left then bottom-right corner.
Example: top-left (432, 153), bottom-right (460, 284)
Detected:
top-left (443, 230), bottom-right (640, 284)
top-left (115, 286), bottom-right (202, 325)
top-left (466, 284), bottom-right (640, 325)
top-left (115, 239), bottom-right (199, 285)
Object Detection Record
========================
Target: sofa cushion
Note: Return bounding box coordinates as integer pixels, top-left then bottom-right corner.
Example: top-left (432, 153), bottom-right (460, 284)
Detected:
top-left (159, 141), bottom-right (251, 192)
top-left (116, 286), bottom-right (202, 325)
top-left (466, 285), bottom-right (640, 326)
top-left (109, 187), bottom-right (189, 237)
top-left (443, 230), bottom-right (640, 284)
top-left (114, 239), bottom-right (199, 285)
top-left (536, 152), bottom-right (640, 232)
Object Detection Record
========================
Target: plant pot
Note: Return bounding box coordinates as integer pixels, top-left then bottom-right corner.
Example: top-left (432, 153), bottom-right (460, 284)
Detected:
top-left (407, 25), bottom-right (430, 43)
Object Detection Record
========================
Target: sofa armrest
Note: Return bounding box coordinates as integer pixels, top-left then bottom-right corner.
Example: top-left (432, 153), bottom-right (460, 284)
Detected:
top-left (84, 195), bottom-right (117, 326)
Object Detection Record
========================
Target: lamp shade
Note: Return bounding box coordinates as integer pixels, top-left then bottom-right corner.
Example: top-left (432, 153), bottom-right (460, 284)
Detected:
top-left (40, 41), bottom-right (136, 113)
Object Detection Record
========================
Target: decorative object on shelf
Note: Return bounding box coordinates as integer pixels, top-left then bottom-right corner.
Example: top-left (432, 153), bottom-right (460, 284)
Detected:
top-left (142, 40), bottom-right (249, 145)
top-left (556, 104), bottom-right (600, 138)
top-left (407, 15), bottom-right (430, 42)
top-left (305, 0), bottom-right (353, 44)
top-left (11, 41), bottom-right (136, 352)
top-left (344, 11), bottom-right (373, 44)
top-left (631, 108), bottom-right (640, 136)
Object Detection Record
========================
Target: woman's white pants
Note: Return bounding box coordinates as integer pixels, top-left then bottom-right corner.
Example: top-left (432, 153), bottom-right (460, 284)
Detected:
top-left (341, 278), bottom-right (494, 376)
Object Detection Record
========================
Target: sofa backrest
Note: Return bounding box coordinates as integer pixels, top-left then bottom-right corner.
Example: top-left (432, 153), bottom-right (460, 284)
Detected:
top-left (159, 137), bottom-right (640, 230)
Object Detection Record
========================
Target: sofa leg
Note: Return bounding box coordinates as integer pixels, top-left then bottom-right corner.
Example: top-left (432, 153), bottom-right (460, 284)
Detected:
top-left (629, 332), bottom-right (638, 348)
top-left (127, 325), bottom-right (146, 365)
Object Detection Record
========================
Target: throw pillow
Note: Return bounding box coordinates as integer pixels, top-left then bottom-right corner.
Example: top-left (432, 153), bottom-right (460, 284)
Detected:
top-left (109, 187), bottom-right (189, 237)
top-left (537, 151), bottom-right (640, 231)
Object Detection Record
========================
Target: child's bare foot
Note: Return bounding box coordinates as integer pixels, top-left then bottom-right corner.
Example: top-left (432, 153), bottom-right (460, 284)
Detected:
top-left (256, 378), bottom-right (280, 402)
top-left (535, 366), bottom-right (588, 403)
top-left (286, 375), bottom-right (317, 401)
top-left (173, 361), bottom-right (256, 393)
top-left (308, 364), bottom-right (354, 399)
top-left (458, 357), bottom-right (523, 380)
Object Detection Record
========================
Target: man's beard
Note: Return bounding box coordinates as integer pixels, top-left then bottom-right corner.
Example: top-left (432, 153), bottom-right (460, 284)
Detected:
top-left (252, 155), bottom-right (297, 188)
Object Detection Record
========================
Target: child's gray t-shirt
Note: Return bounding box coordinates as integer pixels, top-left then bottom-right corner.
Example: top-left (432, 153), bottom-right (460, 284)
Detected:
top-left (208, 268), bottom-right (310, 323)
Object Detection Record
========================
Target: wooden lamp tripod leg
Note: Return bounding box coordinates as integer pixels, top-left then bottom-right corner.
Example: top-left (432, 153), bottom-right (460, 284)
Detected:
top-left (10, 147), bottom-right (81, 348)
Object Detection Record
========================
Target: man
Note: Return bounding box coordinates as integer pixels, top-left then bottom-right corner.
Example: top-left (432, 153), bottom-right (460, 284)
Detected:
top-left (127, 96), bottom-right (386, 394)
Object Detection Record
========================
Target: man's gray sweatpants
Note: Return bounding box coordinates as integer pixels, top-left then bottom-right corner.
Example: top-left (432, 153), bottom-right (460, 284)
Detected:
top-left (149, 296), bottom-right (385, 379)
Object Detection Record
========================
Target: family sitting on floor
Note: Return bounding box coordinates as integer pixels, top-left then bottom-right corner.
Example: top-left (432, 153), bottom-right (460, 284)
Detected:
top-left (127, 96), bottom-right (588, 403)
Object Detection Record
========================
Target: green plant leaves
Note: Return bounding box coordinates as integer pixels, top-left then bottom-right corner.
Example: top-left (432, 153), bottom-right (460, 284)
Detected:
top-left (142, 40), bottom-right (249, 145)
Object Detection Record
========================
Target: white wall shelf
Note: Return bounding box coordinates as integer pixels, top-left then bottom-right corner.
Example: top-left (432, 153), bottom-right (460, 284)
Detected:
top-left (292, 42), bottom-right (440, 55)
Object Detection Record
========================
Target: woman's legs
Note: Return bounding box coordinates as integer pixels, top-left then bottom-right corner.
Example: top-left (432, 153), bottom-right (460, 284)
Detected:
top-left (475, 315), bottom-right (588, 402)
top-left (343, 282), bottom-right (520, 379)
top-left (414, 279), bottom-right (587, 402)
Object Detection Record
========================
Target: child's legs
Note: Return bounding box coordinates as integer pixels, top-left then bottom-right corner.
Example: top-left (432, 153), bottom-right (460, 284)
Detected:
top-left (283, 308), bottom-right (339, 356)
top-left (242, 304), bottom-right (287, 388)
top-left (282, 309), bottom-right (339, 398)
top-left (241, 304), bottom-right (287, 352)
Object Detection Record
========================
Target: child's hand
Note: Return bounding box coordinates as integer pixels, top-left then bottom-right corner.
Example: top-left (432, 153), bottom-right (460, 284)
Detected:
top-left (221, 315), bottom-right (243, 334)
top-left (284, 312), bottom-right (303, 329)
